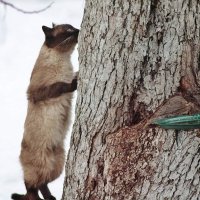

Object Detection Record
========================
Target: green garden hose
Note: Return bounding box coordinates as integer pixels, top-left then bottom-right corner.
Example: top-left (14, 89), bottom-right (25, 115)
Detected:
top-left (152, 114), bottom-right (200, 130)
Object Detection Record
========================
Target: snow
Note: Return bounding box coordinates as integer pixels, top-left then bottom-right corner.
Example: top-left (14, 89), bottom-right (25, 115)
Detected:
top-left (0, 0), bottom-right (84, 199)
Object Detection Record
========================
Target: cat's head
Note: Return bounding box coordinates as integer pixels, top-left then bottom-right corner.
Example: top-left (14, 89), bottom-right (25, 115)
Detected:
top-left (42, 23), bottom-right (79, 52)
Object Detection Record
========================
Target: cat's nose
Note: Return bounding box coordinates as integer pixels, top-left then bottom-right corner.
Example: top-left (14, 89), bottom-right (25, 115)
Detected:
top-left (74, 28), bottom-right (79, 34)
top-left (73, 28), bottom-right (79, 37)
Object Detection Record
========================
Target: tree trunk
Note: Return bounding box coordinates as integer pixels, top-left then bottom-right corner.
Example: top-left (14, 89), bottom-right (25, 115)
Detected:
top-left (62, 0), bottom-right (200, 199)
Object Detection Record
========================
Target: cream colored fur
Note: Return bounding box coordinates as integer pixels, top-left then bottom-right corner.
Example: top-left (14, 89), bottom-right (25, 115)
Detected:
top-left (20, 44), bottom-right (75, 187)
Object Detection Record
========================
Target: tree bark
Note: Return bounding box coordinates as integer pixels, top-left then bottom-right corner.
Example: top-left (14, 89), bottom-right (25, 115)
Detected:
top-left (62, 0), bottom-right (200, 199)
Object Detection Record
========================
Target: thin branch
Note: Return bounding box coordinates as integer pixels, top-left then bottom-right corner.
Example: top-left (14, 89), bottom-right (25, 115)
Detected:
top-left (0, 0), bottom-right (54, 14)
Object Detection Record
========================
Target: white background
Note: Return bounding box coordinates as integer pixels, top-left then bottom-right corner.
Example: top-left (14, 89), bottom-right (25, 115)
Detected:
top-left (0, 0), bottom-right (84, 199)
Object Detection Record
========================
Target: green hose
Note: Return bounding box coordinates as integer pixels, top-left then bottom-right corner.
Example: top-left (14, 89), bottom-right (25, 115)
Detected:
top-left (152, 114), bottom-right (200, 130)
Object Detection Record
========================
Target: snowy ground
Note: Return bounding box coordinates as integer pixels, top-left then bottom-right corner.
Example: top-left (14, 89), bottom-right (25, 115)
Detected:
top-left (0, 0), bottom-right (84, 199)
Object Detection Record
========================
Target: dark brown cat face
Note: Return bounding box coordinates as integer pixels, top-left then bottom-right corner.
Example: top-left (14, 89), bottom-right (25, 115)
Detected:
top-left (42, 24), bottom-right (79, 52)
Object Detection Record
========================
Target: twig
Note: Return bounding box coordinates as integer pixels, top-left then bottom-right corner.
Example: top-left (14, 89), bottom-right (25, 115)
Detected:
top-left (0, 0), bottom-right (54, 14)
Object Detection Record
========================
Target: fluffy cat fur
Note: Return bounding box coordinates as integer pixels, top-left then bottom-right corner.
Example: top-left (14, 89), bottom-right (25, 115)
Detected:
top-left (12, 23), bottom-right (79, 200)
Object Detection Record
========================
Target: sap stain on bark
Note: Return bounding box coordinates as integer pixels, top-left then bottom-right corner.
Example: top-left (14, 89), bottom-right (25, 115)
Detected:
top-left (104, 126), bottom-right (157, 199)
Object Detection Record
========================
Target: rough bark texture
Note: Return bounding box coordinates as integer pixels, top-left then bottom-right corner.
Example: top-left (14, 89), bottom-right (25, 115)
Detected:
top-left (63, 1), bottom-right (200, 199)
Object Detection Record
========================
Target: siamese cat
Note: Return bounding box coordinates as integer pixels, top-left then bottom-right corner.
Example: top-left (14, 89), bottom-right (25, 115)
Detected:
top-left (12, 23), bottom-right (79, 200)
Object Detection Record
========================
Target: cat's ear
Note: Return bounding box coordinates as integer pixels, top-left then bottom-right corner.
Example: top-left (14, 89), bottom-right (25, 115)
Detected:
top-left (42, 26), bottom-right (53, 37)
top-left (52, 22), bottom-right (58, 28)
